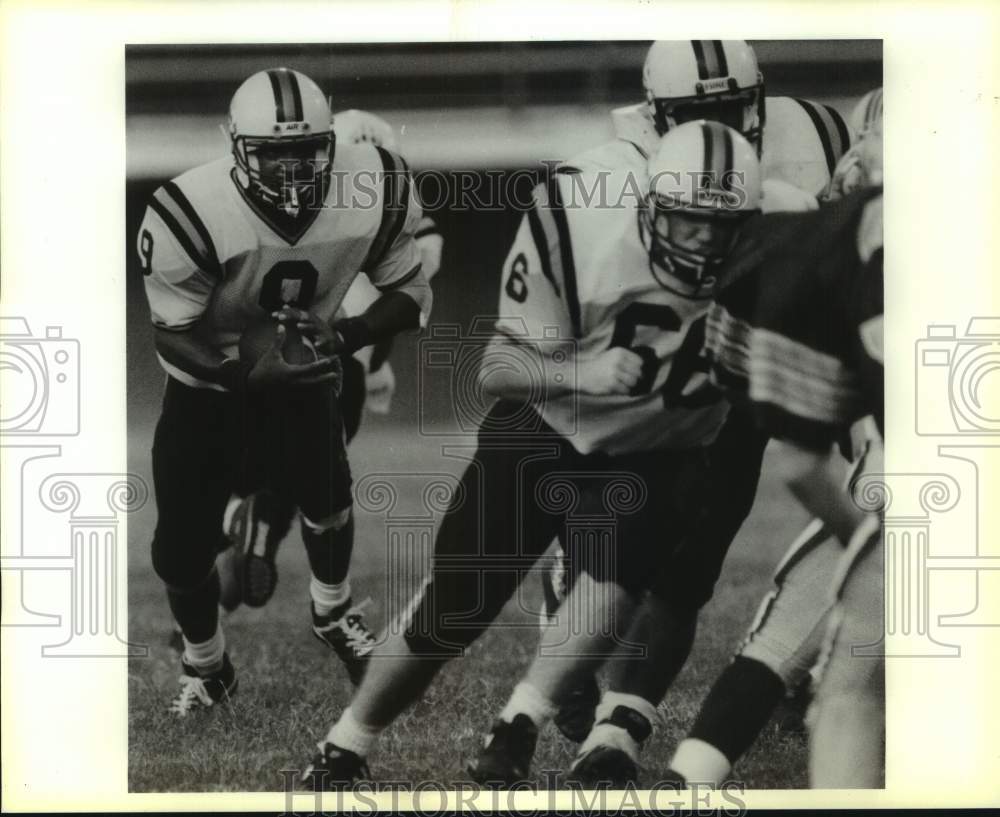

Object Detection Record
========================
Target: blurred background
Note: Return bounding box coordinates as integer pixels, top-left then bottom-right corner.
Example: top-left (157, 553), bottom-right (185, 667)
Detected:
top-left (125, 40), bottom-right (882, 433)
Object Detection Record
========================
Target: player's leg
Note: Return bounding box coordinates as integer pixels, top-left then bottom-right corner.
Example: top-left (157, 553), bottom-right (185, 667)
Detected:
top-left (301, 403), bottom-right (566, 788)
top-left (471, 443), bottom-right (716, 785)
top-left (667, 519), bottom-right (842, 787)
top-left (537, 538), bottom-right (602, 743)
top-left (151, 378), bottom-right (242, 714)
top-left (276, 383), bottom-right (374, 684)
top-left (470, 567), bottom-right (641, 785)
top-left (569, 410), bottom-right (768, 786)
top-left (809, 517), bottom-right (885, 788)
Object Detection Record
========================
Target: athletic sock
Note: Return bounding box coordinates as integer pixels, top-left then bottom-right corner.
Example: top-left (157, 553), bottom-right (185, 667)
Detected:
top-left (688, 655), bottom-right (786, 764)
top-left (310, 576), bottom-right (352, 618)
top-left (499, 681), bottom-right (558, 728)
top-left (327, 706), bottom-right (383, 757)
top-left (670, 738), bottom-right (732, 786)
top-left (183, 623), bottom-right (225, 676)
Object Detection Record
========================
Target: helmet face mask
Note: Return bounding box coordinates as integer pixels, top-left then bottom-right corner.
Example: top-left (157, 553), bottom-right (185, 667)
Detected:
top-left (641, 200), bottom-right (752, 291)
top-left (232, 131), bottom-right (335, 213)
top-left (650, 87), bottom-right (765, 149)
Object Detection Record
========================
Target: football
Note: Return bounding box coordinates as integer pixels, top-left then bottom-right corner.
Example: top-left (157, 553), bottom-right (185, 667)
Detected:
top-left (238, 317), bottom-right (319, 367)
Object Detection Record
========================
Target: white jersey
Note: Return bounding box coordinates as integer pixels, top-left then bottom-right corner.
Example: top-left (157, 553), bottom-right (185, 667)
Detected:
top-left (495, 169), bottom-right (730, 456)
top-left (138, 143), bottom-right (430, 389)
top-left (566, 97), bottom-right (853, 197)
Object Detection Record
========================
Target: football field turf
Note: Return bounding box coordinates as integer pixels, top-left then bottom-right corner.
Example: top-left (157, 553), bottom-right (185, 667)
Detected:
top-left (127, 420), bottom-right (812, 791)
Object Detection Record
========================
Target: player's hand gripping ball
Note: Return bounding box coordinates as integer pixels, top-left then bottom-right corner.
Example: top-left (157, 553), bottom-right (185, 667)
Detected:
top-left (239, 317), bottom-right (343, 393)
top-left (240, 317), bottom-right (318, 365)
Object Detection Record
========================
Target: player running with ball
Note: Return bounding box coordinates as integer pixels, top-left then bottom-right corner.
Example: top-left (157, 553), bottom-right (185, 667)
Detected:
top-left (138, 67), bottom-right (431, 715)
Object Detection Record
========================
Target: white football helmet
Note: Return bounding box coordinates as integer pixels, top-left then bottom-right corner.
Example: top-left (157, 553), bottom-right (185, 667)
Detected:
top-left (643, 40), bottom-right (765, 151)
top-left (227, 68), bottom-right (334, 212)
top-left (849, 88), bottom-right (883, 138)
top-left (335, 109), bottom-right (399, 152)
top-left (825, 91), bottom-right (883, 200)
top-left (642, 120), bottom-right (762, 295)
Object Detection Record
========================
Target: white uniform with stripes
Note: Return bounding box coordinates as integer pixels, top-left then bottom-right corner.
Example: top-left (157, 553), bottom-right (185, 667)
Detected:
top-left (138, 143), bottom-right (429, 390)
top-left (497, 166), bottom-right (750, 457)
top-left (568, 96), bottom-right (853, 198)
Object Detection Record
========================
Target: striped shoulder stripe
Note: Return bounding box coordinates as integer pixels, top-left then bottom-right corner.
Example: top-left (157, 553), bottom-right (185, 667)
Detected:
top-left (691, 40), bottom-right (729, 81)
top-left (530, 177), bottom-right (582, 337)
top-left (267, 68), bottom-right (304, 123)
top-left (149, 182), bottom-right (221, 278)
top-left (362, 146), bottom-right (413, 272)
top-left (526, 204), bottom-right (560, 298)
top-left (792, 98), bottom-right (850, 175)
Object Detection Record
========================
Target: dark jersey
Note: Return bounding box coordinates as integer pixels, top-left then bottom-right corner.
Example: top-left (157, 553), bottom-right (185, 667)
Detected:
top-left (704, 187), bottom-right (884, 449)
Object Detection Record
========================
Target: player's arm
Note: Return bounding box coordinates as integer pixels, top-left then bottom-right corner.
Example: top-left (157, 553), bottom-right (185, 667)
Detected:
top-left (139, 206), bottom-right (337, 392)
top-left (478, 189), bottom-right (644, 401)
top-left (287, 149), bottom-right (431, 354)
top-left (768, 439), bottom-right (867, 545)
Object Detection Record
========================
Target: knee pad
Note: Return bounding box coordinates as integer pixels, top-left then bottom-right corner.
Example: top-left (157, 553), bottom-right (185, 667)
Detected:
top-left (301, 505), bottom-right (352, 534)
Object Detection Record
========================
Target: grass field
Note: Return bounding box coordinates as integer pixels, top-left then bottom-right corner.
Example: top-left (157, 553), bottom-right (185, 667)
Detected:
top-left (127, 419), bottom-right (812, 792)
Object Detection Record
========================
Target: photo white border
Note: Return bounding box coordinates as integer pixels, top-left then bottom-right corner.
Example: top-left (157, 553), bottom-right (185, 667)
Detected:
top-left (2, 0), bottom-right (999, 810)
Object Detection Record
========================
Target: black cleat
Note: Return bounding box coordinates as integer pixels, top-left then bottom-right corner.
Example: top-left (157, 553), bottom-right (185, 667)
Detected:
top-left (312, 599), bottom-right (377, 686)
top-left (553, 674), bottom-right (601, 743)
top-left (168, 652), bottom-right (238, 717)
top-left (226, 490), bottom-right (294, 608)
top-left (467, 714), bottom-right (539, 787)
top-left (567, 745), bottom-right (638, 789)
top-left (300, 742), bottom-right (371, 791)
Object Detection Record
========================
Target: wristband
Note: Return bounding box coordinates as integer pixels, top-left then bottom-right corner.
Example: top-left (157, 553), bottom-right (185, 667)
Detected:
top-left (219, 357), bottom-right (253, 393)
top-left (329, 317), bottom-right (374, 355)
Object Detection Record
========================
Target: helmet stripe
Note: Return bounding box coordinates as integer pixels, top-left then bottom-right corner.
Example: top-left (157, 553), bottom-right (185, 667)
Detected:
top-left (267, 68), bottom-right (305, 123)
top-left (701, 122), bottom-right (715, 188)
top-left (721, 126), bottom-right (734, 190)
top-left (691, 40), bottom-right (710, 80)
top-left (712, 40), bottom-right (730, 77)
top-left (286, 71), bottom-right (304, 121)
top-left (266, 69), bottom-right (288, 122)
top-left (865, 89), bottom-right (883, 131)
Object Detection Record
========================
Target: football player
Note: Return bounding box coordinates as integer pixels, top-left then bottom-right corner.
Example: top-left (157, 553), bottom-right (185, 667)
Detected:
top-left (299, 121), bottom-right (770, 789)
top-left (671, 109), bottom-right (884, 788)
top-left (199, 110), bottom-right (444, 626)
top-left (662, 89), bottom-right (884, 789)
top-left (138, 68), bottom-right (431, 715)
top-left (540, 40), bottom-right (854, 777)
